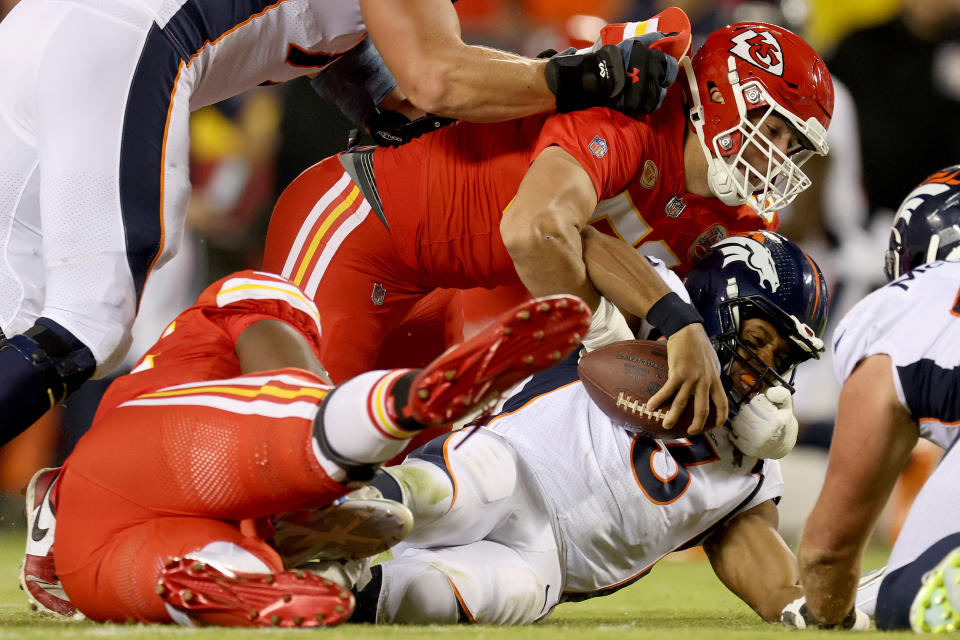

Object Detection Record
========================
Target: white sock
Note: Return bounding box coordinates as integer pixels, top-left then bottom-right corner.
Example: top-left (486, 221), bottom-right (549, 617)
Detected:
top-left (317, 369), bottom-right (417, 465)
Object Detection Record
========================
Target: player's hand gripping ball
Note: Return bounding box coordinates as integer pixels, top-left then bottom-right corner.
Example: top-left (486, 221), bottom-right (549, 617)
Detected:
top-left (577, 339), bottom-right (713, 436)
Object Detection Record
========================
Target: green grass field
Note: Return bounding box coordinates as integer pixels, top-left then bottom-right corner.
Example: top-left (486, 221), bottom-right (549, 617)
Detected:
top-left (0, 526), bottom-right (910, 639)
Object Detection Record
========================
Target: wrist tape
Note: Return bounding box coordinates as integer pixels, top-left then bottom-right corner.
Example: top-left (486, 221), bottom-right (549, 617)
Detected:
top-left (581, 297), bottom-right (635, 352)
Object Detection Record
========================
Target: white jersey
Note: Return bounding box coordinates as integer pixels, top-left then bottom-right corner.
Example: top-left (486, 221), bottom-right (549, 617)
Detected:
top-left (489, 372), bottom-right (782, 597)
top-left (141, 0), bottom-right (366, 109)
top-left (0, 0), bottom-right (367, 373)
top-left (832, 261), bottom-right (960, 449)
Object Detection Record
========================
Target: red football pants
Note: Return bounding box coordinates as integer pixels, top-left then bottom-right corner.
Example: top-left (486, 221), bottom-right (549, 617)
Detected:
top-left (264, 158), bottom-right (473, 383)
top-left (55, 369), bottom-right (346, 623)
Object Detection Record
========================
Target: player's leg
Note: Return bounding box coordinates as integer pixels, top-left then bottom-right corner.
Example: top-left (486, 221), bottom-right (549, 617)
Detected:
top-left (355, 539), bottom-right (562, 625)
top-left (0, 2), bottom-right (193, 442)
top-left (870, 440), bottom-right (960, 631)
top-left (369, 429), bottom-right (524, 546)
top-left (277, 295), bottom-right (591, 566)
top-left (59, 508), bottom-right (353, 626)
top-left (264, 160), bottom-right (429, 384)
top-left (54, 368), bottom-right (427, 624)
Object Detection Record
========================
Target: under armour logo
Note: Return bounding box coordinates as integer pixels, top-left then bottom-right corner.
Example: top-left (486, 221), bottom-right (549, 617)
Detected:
top-left (627, 67), bottom-right (641, 84)
top-left (598, 60), bottom-right (609, 79)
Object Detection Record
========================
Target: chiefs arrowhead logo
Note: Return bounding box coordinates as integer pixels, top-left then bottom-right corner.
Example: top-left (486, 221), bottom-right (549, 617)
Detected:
top-left (729, 29), bottom-right (784, 76)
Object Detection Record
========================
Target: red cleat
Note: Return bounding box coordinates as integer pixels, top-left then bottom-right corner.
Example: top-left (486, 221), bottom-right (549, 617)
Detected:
top-left (408, 294), bottom-right (591, 425)
top-left (20, 467), bottom-right (82, 620)
top-left (158, 558), bottom-right (354, 627)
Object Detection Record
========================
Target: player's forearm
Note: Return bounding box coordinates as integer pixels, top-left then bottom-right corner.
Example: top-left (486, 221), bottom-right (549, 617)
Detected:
top-left (797, 546), bottom-right (861, 625)
top-left (502, 210), bottom-right (601, 310)
top-left (406, 44), bottom-right (553, 121)
top-left (363, 0), bottom-right (554, 122)
top-left (581, 226), bottom-right (672, 319)
top-left (705, 504), bottom-right (802, 622)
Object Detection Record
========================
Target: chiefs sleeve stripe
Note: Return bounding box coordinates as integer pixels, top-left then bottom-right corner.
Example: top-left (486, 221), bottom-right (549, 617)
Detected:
top-left (216, 276), bottom-right (322, 336)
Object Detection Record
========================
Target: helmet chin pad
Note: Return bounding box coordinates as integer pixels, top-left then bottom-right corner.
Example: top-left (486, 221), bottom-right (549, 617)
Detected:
top-left (706, 159), bottom-right (749, 206)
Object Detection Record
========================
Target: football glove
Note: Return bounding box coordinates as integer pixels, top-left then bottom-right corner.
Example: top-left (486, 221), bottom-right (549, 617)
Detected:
top-left (728, 386), bottom-right (798, 460)
top-left (781, 597), bottom-right (870, 630)
top-left (545, 33), bottom-right (678, 115)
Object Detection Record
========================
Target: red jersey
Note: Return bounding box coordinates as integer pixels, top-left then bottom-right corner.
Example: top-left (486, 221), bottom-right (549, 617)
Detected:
top-left (94, 270), bottom-right (323, 417)
top-left (373, 85), bottom-right (777, 283)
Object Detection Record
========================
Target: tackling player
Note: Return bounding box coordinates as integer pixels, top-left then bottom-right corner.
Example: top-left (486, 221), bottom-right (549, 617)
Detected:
top-left (20, 269), bottom-right (590, 626)
top-left (0, 0), bottom-right (672, 445)
top-left (791, 167), bottom-right (960, 632)
top-left (329, 231), bottom-right (831, 625)
top-left (263, 14), bottom-right (834, 434)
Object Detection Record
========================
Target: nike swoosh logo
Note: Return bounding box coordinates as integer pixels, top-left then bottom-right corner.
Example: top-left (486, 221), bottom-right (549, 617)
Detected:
top-left (31, 492), bottom-right (54, 543)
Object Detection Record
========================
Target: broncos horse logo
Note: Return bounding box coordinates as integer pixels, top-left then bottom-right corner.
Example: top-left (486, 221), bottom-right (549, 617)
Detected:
top-left (717, 236), bottom-right (780, 292)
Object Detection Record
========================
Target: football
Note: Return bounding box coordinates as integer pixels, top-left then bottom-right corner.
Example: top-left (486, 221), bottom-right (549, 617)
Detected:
top-left (577, 339), bottom-right (713, 437)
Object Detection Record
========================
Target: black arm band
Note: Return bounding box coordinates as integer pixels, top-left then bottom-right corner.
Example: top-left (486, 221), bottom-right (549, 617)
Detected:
top-left (645, 292), bottom-right (703, 338)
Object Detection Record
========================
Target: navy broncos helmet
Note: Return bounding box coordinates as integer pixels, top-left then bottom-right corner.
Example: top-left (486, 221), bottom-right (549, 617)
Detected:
top-left (884, 165), bottom-right (960, 281)
top-left (684, 231), bottom-right (828, 406)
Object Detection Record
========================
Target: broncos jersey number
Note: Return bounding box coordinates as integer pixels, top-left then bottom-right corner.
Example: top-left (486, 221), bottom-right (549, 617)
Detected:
top-left (630, 434), bottom-right (720, 505)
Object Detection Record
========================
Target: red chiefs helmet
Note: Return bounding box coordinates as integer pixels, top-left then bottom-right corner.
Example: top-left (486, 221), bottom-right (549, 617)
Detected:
top-left (681, 23), bottom-right (834, 217)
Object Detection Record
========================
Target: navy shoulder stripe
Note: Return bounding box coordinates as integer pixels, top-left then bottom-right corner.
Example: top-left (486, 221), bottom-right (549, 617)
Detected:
top-left (897, 359), bottom-right (960, 423)
top-left (500, 348), bottom-right (582, 414)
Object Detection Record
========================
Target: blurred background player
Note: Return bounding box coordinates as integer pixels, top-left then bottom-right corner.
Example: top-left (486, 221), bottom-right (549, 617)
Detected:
top-left (21, 268), bottom-right (591, 624)
top-left (334, 231), bottom-right (831, 625)
top-left (0, 0), bottom-right (672, 445)
top-left (790, 166), bottom-right (960, 631)
top-left (264, 13), bottom-right (834, 432)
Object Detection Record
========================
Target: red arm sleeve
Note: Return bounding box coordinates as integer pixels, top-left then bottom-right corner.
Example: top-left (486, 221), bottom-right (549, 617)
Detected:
top-left (532, 107), bottom-right (646, 200)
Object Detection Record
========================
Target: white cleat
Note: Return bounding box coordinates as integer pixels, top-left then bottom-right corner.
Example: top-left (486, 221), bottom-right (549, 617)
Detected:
top-left (272, 486), bottom-right (412, 568)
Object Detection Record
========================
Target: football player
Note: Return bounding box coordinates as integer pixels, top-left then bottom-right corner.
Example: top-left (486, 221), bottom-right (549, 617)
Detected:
top-left (0, 0), bottom-right (672, 445)
top-left (791, 166), bottom-right (960, 632)
top-left (325, 231), bottom-right (831, 625)
top-left (19, 269), bottom-right (590, 626)
top-left (263, 13), bottom-right (834, 435)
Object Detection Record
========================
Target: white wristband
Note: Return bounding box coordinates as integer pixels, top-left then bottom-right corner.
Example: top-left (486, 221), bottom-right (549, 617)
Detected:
top-left (581, 297), bottom-right (635, 352)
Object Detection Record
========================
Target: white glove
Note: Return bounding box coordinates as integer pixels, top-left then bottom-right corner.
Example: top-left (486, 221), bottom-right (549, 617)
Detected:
top-left (728, 386), bottom-right (798, 459)
top-left (581, 296), bottom-right (635, 352)
top-left (781, 597), bottom-right (870, 630)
